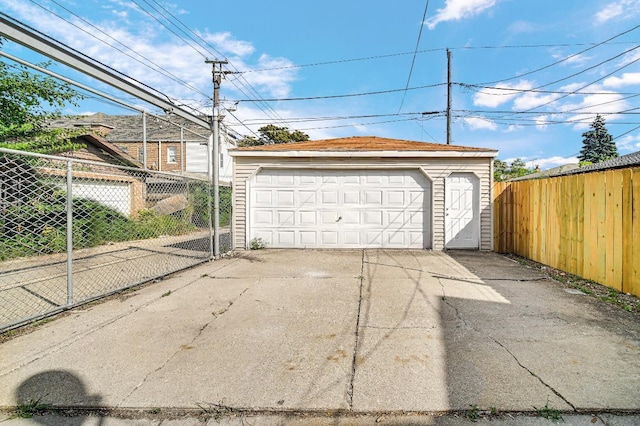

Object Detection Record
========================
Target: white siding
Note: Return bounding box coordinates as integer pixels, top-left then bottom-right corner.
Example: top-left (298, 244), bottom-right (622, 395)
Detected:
top-left (232, 156), bottom-right (493, 251)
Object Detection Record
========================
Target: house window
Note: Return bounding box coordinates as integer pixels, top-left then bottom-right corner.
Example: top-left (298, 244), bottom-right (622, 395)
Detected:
top-left (167, 146), bottom-right (177, 163)
top-left (220, 153), bottom-right (224, 168)
top-left (137, 147), bottom-right (144, 162)
top-left (119, 146), bottom-right (128, 154)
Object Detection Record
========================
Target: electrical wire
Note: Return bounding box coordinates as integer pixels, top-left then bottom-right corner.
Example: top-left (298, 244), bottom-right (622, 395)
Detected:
top-left (397, 0), bottom-right (431, 113)
top-left (146, 0), bottom-right (292, 127)
top-left (473, 23), bottom-right (640, 86)
top-left (132, 0), bottom-right (209, 59)
top-left (236, 82), bottom-right (446, 102)
top-left (243, 42), bottom-right (638, 74)
top-left (27, 0), bottom-right (211, 100)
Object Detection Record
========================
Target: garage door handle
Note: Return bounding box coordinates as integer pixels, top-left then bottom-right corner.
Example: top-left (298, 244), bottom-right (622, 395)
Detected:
top-left (336, 216), bottom-right (342, 222)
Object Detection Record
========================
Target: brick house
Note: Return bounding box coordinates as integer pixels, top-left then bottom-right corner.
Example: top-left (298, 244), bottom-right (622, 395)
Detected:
top-left (50, 113), bottom-right (236, 182)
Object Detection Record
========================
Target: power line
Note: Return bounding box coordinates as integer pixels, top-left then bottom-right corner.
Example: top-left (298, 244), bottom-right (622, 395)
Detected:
top-left (133, 0), bottom-right (209, 59)
top-left (242, 41), bottom-right (639, 74)
top-left (518, 55), bottom-right (640, 113)
top-left (533, 45), bottom-right (640, 90)
top-left (143, 0), bottom-right (292, 127)
top-left (474, 23), bottom-right (640, 86)
top-left (236, 82), bottom-right (446, 102)
top-left (28, 0), bottom-right (210, 100)
top-left (397, 0), bottom-right (431, 113)
top-left (459, 83), bottom-right (638, 96)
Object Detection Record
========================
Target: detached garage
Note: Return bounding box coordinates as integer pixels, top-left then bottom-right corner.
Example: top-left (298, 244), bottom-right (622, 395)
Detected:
top-left (229, 136), bottom-right (497, 251)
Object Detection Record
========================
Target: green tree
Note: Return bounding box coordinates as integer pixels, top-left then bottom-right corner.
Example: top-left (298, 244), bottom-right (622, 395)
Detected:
top-left (0, 40), bottom-right (85, 153)
top-left (238, 125), bottom-right (309, 147)
top-left (493, 158), bottom-right (534, 181)
top-left (578, 114), bottom-right (618, 164)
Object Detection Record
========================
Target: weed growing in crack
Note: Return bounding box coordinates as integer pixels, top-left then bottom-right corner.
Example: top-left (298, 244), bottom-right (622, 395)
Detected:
top-left (465, 404), bottom-right (480, 422)
top-left (161, 290), bottom-right (171, 297)
top-left (533, 401), bottom-right (563, 421)
top-left (13, 398), bottom-right (51, 419)
top-left (196, 400), bottom-right (234, 423)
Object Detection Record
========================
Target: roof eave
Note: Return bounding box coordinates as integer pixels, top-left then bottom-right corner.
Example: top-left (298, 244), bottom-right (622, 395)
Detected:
top-left (229, 150), bottom-right (498, 158)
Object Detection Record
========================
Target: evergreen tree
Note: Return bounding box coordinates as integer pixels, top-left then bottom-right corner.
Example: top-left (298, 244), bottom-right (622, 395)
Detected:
top-left (578, 115), bottom-right (618, 164)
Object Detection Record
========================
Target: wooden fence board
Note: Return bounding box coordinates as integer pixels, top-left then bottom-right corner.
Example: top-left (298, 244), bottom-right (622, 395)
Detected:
top-left (596, 173), bottom-right (607, 285)
top-left (621, 170), bottom-right (633, 294)
top-left (632, 169), bottom-right (640, 296)
top-left (576, 174), bottom-right (585, 277)
top-left (605, 171), bottom-right (616, 289)
top-left (492, 166), bottom-right (640, 298)
top-left (613, 171), bottom-right (624, 290)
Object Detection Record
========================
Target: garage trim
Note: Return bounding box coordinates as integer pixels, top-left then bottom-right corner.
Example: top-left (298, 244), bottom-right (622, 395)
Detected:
top-left (245, 166), bottom-right (434, 249)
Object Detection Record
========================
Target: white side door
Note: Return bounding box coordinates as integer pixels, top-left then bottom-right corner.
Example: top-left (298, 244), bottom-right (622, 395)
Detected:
top-left (445, 173), bottom-right (479, 249)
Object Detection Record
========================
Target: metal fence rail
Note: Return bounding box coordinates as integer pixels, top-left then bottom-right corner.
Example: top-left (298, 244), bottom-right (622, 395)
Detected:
top-left (0, 148), bottom-right (231, 332)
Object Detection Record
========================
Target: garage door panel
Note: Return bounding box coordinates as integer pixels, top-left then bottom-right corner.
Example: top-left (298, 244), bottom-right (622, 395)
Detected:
top-left (277, 211), bottom-right (294, 225)
top-left (276, 231), bottom-right (295, 245)
top-left (250, 169), bottom-right (431, 249)
top-left (299, 211), bottom-right (317, 225)
top-left (300, 191), bottom-right (316, 205)
top-left (321, 231), bottom-right (339, 245)
top-left (321, 191), bottom-right (338, 204)
top-left (343, 211), bottom-right (360, 224)
top-left (387, 191), bottom-right (405, 205)
top-left (276, 190), bottom-right (294, 205)
top-left (254, 210), bottom-right (273, 224)
top-left (365, 191), bottom-right (383, 205)
top-left (300, 231), bottom-right (316, 245)
top-left (343, 191), bottom-right (360, 204)
top-left (255, 190), bottom-right (272, 205)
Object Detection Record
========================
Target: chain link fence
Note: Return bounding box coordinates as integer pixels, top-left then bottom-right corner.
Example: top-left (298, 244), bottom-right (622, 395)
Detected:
top-left (0, 148), bottom-right (231, 332)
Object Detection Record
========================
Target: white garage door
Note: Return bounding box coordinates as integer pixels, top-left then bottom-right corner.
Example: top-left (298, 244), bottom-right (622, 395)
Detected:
top-left (249, 169), bottom-right (431, 249)
top-left (72, 180), bottom-right (131, 216)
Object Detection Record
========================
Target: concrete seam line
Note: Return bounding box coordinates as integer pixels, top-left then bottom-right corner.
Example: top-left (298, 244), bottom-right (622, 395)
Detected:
top-left (439, 283), bottom-right (577, 412)
top-left (347, 249), bottom-right (366, 410)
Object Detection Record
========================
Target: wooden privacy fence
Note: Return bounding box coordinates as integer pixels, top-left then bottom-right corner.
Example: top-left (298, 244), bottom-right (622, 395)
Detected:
top-left (493, 167), bottom-right (640, 298)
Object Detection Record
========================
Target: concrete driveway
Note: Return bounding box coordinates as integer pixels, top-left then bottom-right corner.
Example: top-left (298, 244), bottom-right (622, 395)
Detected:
top-left (0, 249), bottom-right (639, 423)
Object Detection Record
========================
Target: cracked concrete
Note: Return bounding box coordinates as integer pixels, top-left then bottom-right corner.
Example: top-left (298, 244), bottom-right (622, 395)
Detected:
top-left (1, 249), bottom-right (639, 425)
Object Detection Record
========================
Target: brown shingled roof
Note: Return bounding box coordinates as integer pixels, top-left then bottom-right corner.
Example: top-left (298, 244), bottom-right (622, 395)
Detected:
top-left (233, 136), bottom-right (494, 152)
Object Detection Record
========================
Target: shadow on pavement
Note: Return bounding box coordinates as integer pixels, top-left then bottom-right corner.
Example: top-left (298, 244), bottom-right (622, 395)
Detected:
top-left (15, 370), bottom-right (102, 426)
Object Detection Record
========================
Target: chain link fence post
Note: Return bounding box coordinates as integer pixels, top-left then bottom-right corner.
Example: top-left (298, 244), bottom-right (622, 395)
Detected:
top-left (66, 160), bottom-right (73, 306)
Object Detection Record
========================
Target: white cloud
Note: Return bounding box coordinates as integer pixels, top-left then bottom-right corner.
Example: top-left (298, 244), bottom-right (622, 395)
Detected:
top-left (507, 20), bottom-right (538, 34)
top-left (0, 0), bottom-right (298, 107)
top-left (595, 2), bottom-right (624, 22)
top-left (425, 0), bottom-right (497, 29)
top-left (464, 116), bottom-right (497, 130)
top-left (533, 115), bottom-right (549, 130)
top-left (533, 156), bottom-right (579, 169)
top-left (473, 80), bottom-right (533, 108)
top-left (616, 134), bottom-right (640, 151)
top-left (512, 91), bottom-right (561, 110)
top-left (561, 91), bottom-right (630, 129)
top-left (204, 32), bottom-right (255, 57)
top-left (595, 0), bottom-right (640, 23)
top-left (603, 72), bottom-right (640, 88)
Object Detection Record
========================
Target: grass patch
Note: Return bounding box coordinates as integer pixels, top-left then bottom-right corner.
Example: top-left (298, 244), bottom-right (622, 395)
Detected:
top-left (13, 398), bottom-right (51, 419)
top-left (533, 402), bottom-right (563, 421)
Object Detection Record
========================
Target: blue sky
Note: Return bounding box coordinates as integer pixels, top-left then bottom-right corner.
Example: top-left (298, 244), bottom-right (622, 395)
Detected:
top-left (1, 0), bottom-right (640, 168)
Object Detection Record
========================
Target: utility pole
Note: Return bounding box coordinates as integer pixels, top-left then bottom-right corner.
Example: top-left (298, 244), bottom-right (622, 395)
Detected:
top-left (205, 59), bottom-right (228, 259)
top-left (446, 48), bottom-right (452, 145)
